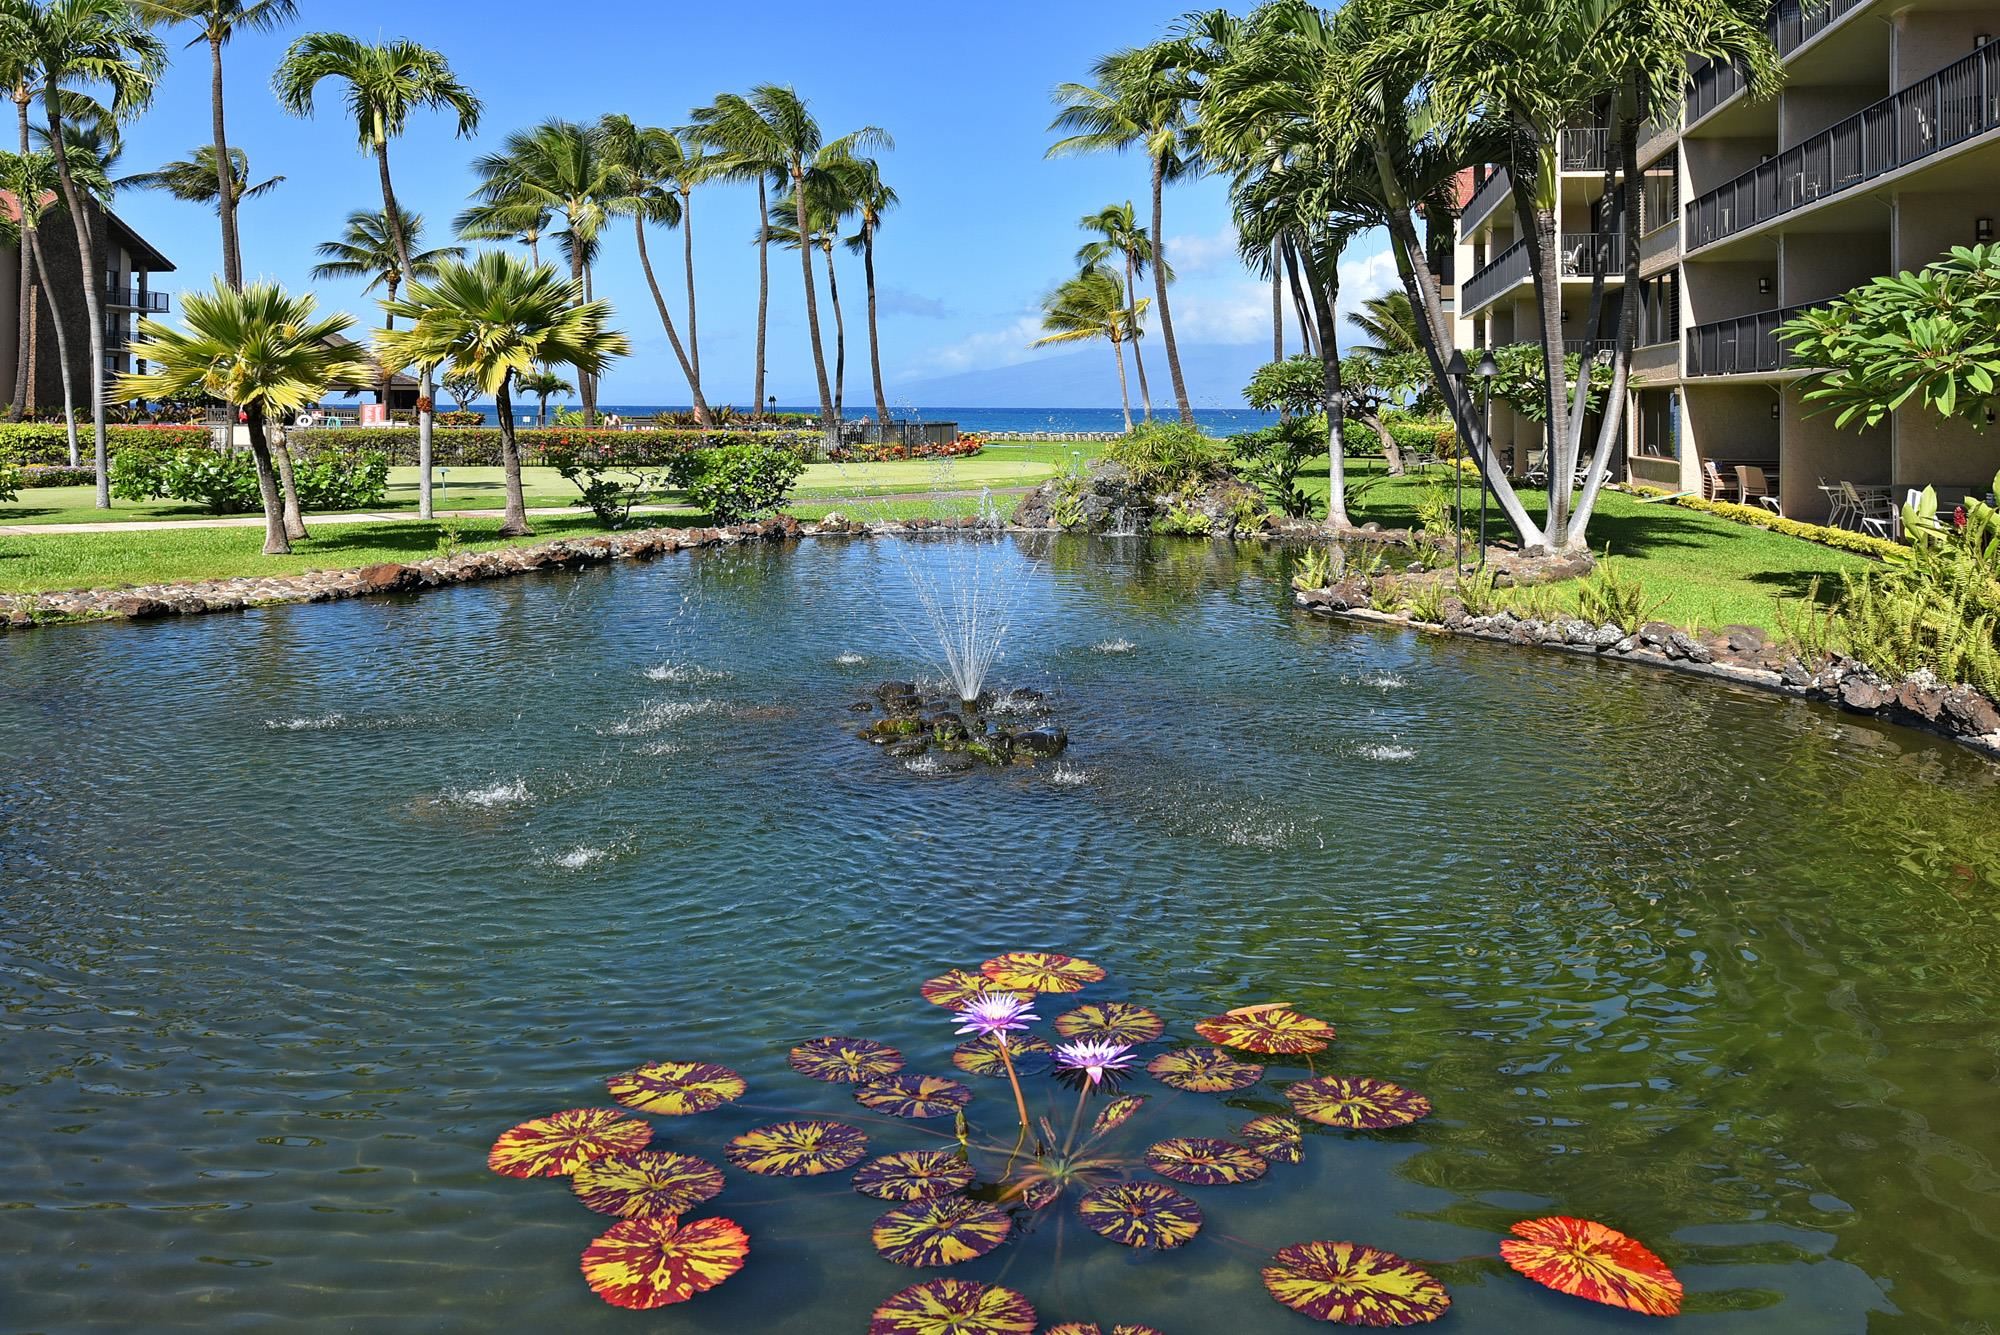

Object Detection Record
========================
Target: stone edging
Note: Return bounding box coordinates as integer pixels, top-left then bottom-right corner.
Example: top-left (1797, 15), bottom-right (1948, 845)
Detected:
top-left (1292, 590), bottom-right (2000, 763)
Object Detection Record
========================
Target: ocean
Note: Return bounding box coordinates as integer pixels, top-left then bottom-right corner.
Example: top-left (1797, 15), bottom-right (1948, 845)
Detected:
top-left (458, 405), bottom-right (1279, 436)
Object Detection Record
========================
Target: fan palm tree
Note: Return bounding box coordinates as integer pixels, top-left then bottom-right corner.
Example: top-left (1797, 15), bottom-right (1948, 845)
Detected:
top-left (1075, 201), bottom-right (1169, 421)
top-left (599, 113), bottom-right (706, 422)
top-left (0, 147), bottom-right (108, 464)
top-left (516, 366), bottom-right (572, 426)
top-left (15, 0), bottom-right (167, 506)
top-left (377, 252), bottom-right (629, 538)
top-left (121, 143), bottom-right (282, 211)
top-left (273, 31), bottom-right (481, 520)
top-left (116, 282), bottom-right (369, 553)
top-left (1033, 266), bottom-right (1148, 432)
top-left (132, 0), bottom-right (297, 288)
top-left (841, 157), bottom-right (896, 428)
top-left (1049, 50), bottom-right (1201, 425)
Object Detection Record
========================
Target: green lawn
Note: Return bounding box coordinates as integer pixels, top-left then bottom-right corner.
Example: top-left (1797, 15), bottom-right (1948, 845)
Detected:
top-left (1296, 457), bottom-right (1876, 632)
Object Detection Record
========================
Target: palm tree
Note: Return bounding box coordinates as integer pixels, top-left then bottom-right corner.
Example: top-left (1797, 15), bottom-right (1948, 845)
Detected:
top-left (768, 169), bottom-right (860, 425)
top-left (665, 133), bottom-right (713, 405)
top-left (273, 31), bottom-right (481, 520)
top-left (456, 196), bottom-right (551, 264)
top-left (0, 146), bottom-right (108, 464)
top-left (132, 0), bottom-right (297, 288)
top-left (1049, 50), bottom-right (1201, 425)
top-left (689, 86), bottom-right (887, 448)
top-left (687, 92), bottom-right (787, 418)
top-left (116, 282), bottom-right (369, 553)
top-left (516, 366), bottom-right (572, 426)
top-left (841, 157), bottom-right (897, 428)
top-left (17, 0), bottom-right (167, 507)
top-left (1033, 266), bottom-right (1148, 432)
top-left (598, 113), bottom-right (706, 422)
top-left (1075, 201), bottom-right (1169, 420)
top-left (310, 208), bottom-right (461, 404)
top-left (121, 143), bottom-right (282, 212)
top-left (1349, 291), bottom-right (1420, 356)
top-left (378, 252), bottom-right (628, 538)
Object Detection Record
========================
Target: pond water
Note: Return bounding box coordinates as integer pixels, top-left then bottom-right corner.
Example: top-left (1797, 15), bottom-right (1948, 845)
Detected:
top-left (3, 536), bottom-right (1998, 1333)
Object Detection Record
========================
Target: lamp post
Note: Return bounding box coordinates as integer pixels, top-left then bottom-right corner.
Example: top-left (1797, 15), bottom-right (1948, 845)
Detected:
top-left (1446, 350), bottom-right (1468, 571)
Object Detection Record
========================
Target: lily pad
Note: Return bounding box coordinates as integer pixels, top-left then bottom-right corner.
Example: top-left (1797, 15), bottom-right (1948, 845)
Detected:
top-left (579, 1215), bottom-right (749, 1309)
top-left (1077, 1180), bottom-right (1203, 1250)
top-left (1499, 1216), bottom-right (1683, 1317)
top-left (572, 1150), bottom-right (725, 1219)
top-left (1092, 1093), bottom-right (1149, 1135)
top-left (855, 1074), bottom-right (974, 1119)
top-left (921, 969), bottom-right (1032, 1009)
top-left (488, 1108), bottom-right (652, 1179)
top-left (724, 1120), bottom-right (869, 1177)
top-left (1239, 1114), bottom-right (1305, 1165)
top-left (1195, 1004), bottom-right (1336, 1055)
top-left (980, 951), bottom-right (1106, 994)
top-left (1045, 1327), bottom-right (1164, 1335)
top-left (853, 1150), bottom-right (978, 1202)
top-left (871, 1196), bottom-right (1014, 1267)
top-left (1285, 1076), bottom-right (1432, 1130)
top-left (868, 1278), bottom-right (1038, 1335)
top-left (605, 1061), bottom-right (746, 1116)
top-left (1054, 1001), bottom-right (1165, 1044)
top-left (952, 1033), bottom-right (1053, 1079)
top-left (1146, 1047), bottom-right (1264, 1093)
top-left (789, 1036), bottom-right (906, 1084)
top-left (1261, 1239), bottom-right (1451, 1326)
top-left (1145, 1136), bottom-right (1269, 1186)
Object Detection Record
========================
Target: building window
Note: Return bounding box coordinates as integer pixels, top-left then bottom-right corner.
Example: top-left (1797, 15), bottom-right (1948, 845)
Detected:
top-left (1639, 151), bottom-right (1678, 234)
top-left (1636, 389), bottom-right (1679, 460)
top-left (1638, 273), bottom-right (1679, 346)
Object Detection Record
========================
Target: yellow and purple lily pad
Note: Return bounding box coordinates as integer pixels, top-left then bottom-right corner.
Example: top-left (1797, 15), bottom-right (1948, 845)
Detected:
top-left (855, 1074), bottom-right (974, 1119)
top-left (1285, 1076), bottom-right (1432, 1130)
top-left (920, 969), bottom-right (1033, 1009)
top-left (979, 951), bottom-right (1106, 994)
top-left (605, 1061), bottom-right (746, 1116)
top-left (487, 1107), bottom-right (652, 1179)
top-left (579, 1214), bottom-right (749, 1309)
top-left (1240, 1114), bottom-right (1305, 1165)
top-left (572, 1150), bottom-right (724, 1219)
top-left (871, 1195), bottom-right (1014, 1267)
top-left (724, 1120), bottom-right (869, 1177)
top-left (952, 1033), bottom-right (1053, 1079)
top-left (1054, 1001), bottom-right (1165, 1044)
top-left (1261, 1240), bottom-right (1451, 1325)
top-left (1077, 1180), bottom-right (1203, 1249)
top-left (1195, 1003), bottom-right (1336, 1055)
top-left (1145, 1136), bottom-right (1269, 1186)
top-left (1146, 1046), bottom-right (1264, 1094)
top-left (854, 1150), bottom-right (978, 1202)
top-left (868, 1278), bottom-right (1037, 1335)
top-left (789, 1036), bottom-right (906, 1084)
top-left (1045, 1326), bottom-right (1164, 1335)
top-left (1093, 1093), bottom-right (1149, 1135)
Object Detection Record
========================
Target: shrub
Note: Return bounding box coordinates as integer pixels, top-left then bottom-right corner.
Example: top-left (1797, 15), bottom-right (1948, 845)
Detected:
top-left (1154, 503), bottom-right (1213, 536)
top-left (16, 464), bottom-right (95, 488)
top-left (826, 435), bottom-right (986, 463)
top-left (1104, 420), bottom-right (1223, 492)
top-left (435, 409), bottom-right (485, 427)
top-left (1406, 582), bottom-right (1450, 624)
top-left (1291, 544), bottom-right (1339, 591)
top-left (542, 435), bottom-right (668, 528)
top-left (682, 441), bottom-right (805, 524)
top-left (285, 425), bottom-right (816, 468)
top-left (1233, 417), bottom-right (1321, 518)
top-left (110, 440), bottom-right (389, 513)
top-left (0, 455), bottom-right (16, 505)
top-left (0, 422), bottom-right (208, 467)
top-left (292, 449), bottom-right (390, 510)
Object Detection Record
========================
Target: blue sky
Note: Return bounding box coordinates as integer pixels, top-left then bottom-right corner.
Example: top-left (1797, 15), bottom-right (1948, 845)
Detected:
top-left (111, 0), bottom-right (1395, 407)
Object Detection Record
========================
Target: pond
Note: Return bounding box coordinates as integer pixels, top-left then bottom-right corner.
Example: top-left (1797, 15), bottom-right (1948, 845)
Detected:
top-left (3, 535), bottom-right (1998, 1332)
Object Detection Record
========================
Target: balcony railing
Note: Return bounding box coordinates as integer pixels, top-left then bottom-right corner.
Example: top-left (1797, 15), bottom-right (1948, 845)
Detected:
top-left (1462, 239), bottom-right (1530, 311)
top-left (1686, 42), bottom-right (2000, 251)
top-left (1559, 128), bottom-right (1611, 172)
top-left (106, 286), bottom-right (168, 312)
top-left (1461, 234), bottom-right (1627, 313)
top-left (1684, 0), bottom-right (1871, 124)
top-left (1462, 168), bottom-right (1512, 232)
top-left (1684, 305), bottom-right (1816, 376)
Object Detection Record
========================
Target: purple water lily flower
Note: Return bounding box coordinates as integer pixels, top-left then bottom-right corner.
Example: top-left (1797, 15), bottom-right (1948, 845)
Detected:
top-left (1052, 1039), bottom-right (1136, 1087)
top-left (953, 993), bottom-right (1040, 1045)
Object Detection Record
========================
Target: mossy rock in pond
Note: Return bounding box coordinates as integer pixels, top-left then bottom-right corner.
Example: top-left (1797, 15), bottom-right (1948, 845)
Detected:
top-left (868, 716), bottom-right (925, 743)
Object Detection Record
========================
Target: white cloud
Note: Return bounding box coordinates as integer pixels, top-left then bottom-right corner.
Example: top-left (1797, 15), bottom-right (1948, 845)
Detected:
top-left (909, 313), bottom-right (1050, 375)
top-left (1163, 225), bottom-right (1242, 276)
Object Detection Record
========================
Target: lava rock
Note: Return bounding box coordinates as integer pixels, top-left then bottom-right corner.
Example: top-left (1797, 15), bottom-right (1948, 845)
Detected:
top-left (1013, 726), bottom-right (1068, 756)
top-left (884, 739), bottom-right (928, 759)
top-left (1942, 685), bottom-right (2000, 737)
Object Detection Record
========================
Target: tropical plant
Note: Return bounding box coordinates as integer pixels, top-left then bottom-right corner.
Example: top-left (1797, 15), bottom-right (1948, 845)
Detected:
top-left (842, 156), bottom-right (897, 428)
top-left (1103, 419), bottom-right (1221, 492)
top-left (115, 281), bottom-right (370, 553)
top-left (376, 251), bottom-right (629, 537)
top-left (687, 91), bottom-right (787, 417)
top-left (10, 0), bottom-right (167, 506)
top-left (1032, 266), bottom-right (1148, 431)
top-left (1233, 416), bottom-right (1320, 517)
top-left (678, 440), bottom-right (804, 525)
top-left (1076, 201), bottom-right (1168, 420)
top-left (515, 367), bottom-right (573, 427)
top-left (1572, 554), bottom-right (1664, 630)
top-left (119, 143), bottom-right (282, 214)
top-left (599, 113), bottom-right (709, 423)
top-left (311, 207), bottom-right (462, 406)
top-left (765, 151), bottom-right (867, 424)
top-left (1349, 290), bottom-right (1420, 356)
top-left (273, 30), bottom-right (482, 518)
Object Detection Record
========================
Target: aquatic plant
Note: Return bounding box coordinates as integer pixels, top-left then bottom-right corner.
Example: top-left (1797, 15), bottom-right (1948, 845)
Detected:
top-left (1501, 1216), bottom-right (1685, 1317)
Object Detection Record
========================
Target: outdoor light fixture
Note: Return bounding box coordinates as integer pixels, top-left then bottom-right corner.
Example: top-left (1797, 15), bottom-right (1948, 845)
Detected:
top-left (1770, 400), bottom-right (1781, 419)
top-left (1978, 218), bottom-right (1994, 243)
top-left (1758, 276), bottom-right (1771, 295)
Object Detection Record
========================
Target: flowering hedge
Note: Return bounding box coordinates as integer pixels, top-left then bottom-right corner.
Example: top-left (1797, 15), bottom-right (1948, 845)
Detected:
top-left (1624, 485), bottom-right (1905, 559)
top-left (826, 434), bottom-right (986, 464)
top-left (0, 423), bottom-right (209, 467)
top-left (286, 426), bottom-right (819, 468)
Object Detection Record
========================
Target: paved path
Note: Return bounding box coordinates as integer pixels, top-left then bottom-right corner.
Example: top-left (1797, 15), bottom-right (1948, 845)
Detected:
top-left (0, 487), bottom-right (1034, 537)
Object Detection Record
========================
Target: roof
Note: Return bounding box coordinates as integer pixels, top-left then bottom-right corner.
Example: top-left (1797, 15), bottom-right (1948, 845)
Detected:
top-left (325, 331), bottom-right (421, 391)
top-left (106, 207), bottom-right (174, 273)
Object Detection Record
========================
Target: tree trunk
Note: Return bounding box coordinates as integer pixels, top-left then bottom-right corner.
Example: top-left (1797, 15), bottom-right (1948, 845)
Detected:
top-left (210, 37), bottom-right (241, 289)
top-left (272, 432), bottom-right (308, 539)
top-left (1150, 153), bottom-right (1193, 424)
top-left (753, 176), bottom-right (770, 416)
top-left (1112, 336), bottom-right (1132, 432)
top-left (45, 98), bottom-right (110, 507)
top-left (26, 226), bottom-right (76, 467)
top-left (793, 167), bottom-right (837, 454)
top-left (1271, 239), bottom-right (1283, 362)
top-left (1125, 250), bottom-right (1152, 418)
top-left (1302, 253), bottom-right (1349, 530)
top-left (572, 254), bottom-right (597, 426)
top-left (862, 221), bottom-right (890, 427)
top-left (1284, 235), bottom-right (1316, 358)
top-left (1568, 98), bottom-right (1647, 549)
top-left (10, 93), bottom-right (32, 423)
top-left (680, 186), bottom-right (706, 422)
top-left (1366, 412), bottom-right (1404, 475)
top-left (824, 242), bottom-right (846, 425)
top-left (243, 402), bottom-right (289, 555)
top-left (496, 373), bottom-right (530, 537)
top-left (537, 392), bottom-right (549, 428)
top-left (374, 136), bottom-right (435, 519)
top-left (633, 216), bottom-right (704, 415)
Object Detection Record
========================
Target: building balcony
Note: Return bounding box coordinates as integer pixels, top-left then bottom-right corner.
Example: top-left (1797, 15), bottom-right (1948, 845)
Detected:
top-left (1460, 233), bottom-right (1626, 314)
top-left (1684, 305), bottom-right (1818, 377)
top-left (1457, 130), bottom-right (1613, 236)
top-left (106, 286), bottom-right (168, 312)
top-left (1684, 42), bottom-right (2000, 252)
top-left (1684, 0), bottom-right (1872, 126)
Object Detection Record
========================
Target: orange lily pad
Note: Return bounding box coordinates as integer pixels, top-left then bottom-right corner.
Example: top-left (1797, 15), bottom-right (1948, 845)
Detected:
top-left (1195, 1004), bottom-right (1335, 1055)
top-left (980, 951), bottom-right (1105, 994)
top-left (1499, 1216), bottom-right (1683, 1317)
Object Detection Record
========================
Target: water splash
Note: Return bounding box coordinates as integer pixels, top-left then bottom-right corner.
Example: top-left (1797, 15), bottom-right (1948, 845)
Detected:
top-left (895, 540), bottom-right (1023, 705)
top-left (1091, 638), bottom-right (1138, 655)
top-left (1048, 762), bottom-right (1091, 787)
top-left (264, 713), bottom-right (346, 731)
top-left (601, 698), bottom-right (723, 737)
top-left (644, 663), bottom-right (731, 685)
top-left (551, 845), bottom-right (612, 870)
top-left (441, 779), bottom-right (531, 809)
top-left (834, 652), bottom-right (868, 667)
top-left (1358, 742), bottom-right (1417, 762)
top-left (1356, 671), bottom-right (1407, 690)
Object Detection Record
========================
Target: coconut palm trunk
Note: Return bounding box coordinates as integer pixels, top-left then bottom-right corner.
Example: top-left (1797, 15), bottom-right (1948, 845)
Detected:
top-left (495, 370), bottom-right (530, 536)
top-left (793, 169), bottom-right (837, 451)
top-left (631, 215), bottom-right (704, 417)
top-left (824, 242), bottom-right (846, 425)
top-left (208, 36), bottom-right (241, 287)
top-left (10, 95), bottom-right (32, 423)
top-left (1149, 154), bottom-right (1192, 425)
top-left (272, 428), bottom-right (309, 538)
top-left (1513, 160), bottom-right (1572, 539)
top-left (861, 220), bottom-right (890, 427)
top-left (1271, 240), bottom-right (1283, 362)
top-left (680, 186), bottom-right (705, 421)
top-left (1302, 254), bottom-right (1350, 530)
top-left (43, 96), bottom-right (112, 506)
top-left (242, 401), bottom-right (289, 554)
top-left (24, 226), bottom-right (76, 466)
top-left (372, 134), bottom-right (438, 519)
top-left (753, 177), bottom-right (769, 415)
top-left (1123, 249), bottom-right (1153, 418)
top-left (1112, 334), bottom-right (1133, 432)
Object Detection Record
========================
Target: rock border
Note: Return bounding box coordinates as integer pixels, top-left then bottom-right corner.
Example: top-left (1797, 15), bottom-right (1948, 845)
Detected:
top-left (1291, 588), bottom-right (2000, 762)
